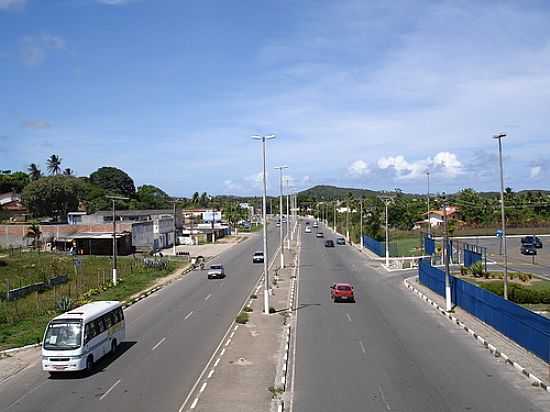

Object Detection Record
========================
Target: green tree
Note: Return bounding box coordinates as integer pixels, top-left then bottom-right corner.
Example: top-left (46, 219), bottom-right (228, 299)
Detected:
top-left (192, 192), bottom-right (200, 205)
top-left (22, 175), bottom-right (85, 219)
top-left (27, 163), bottom-right (42, 181)
top-left (0, 171), bottom-right (30, 193)
top-left (89, 167), bottom-right (135, 197)
top-left (25, 222), bottom-right (42, 249)
top-left (63, 168), bottom-right (75, 176)
top-left (47, 154), bottom-right (62, 175)
top-left (199, 192), bottom-right (209, 207)
top-left (134, 185), bottom-right (170, 209)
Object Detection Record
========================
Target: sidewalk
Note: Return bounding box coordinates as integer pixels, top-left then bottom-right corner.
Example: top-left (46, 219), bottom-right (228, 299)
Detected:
top-left (405, 275), bottom-right (550, 389)
top-left (163, 235), bottom-right (249, 258)
top-left (189, 235), bottom-right (298, 412)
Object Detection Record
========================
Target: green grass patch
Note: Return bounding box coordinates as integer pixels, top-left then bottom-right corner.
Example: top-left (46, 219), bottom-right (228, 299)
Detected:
top-left (236, 312), bottom-right (249, 324)
top-left (0, 252), bottom-right (185, 350)
top-left (473, 278), bottom-right (550, 305)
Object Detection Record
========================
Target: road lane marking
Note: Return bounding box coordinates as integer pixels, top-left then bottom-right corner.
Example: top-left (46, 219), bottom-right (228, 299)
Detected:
top-left (207, 369), bottom-right (214, 379)
top-left (184, 311), bottom-right (193, 320)
top-left (199, 382), bottom-right (207, 394)
top-left (346, 313), bottom-right (352, 322)
top-left (99, 379), bottom-right (121, 401)
top-left (204, 293), bottom-right (212, 301)
top-left (359, 340), bottom-right (366, 354)
top-left (4, 381), bottom-right (47, 411)
top-left (151, 337), bottom-right (166, 351)
top-left (213, 358), bottom-right (221, 367)
top-left (225, 338), bottom-right (232, 346)
top-left (378, 385), bottom-right (392, 411)
top-left (220, 348), bottom-right (226, 356)
top-left (190, 397), bottom-right (199, 409)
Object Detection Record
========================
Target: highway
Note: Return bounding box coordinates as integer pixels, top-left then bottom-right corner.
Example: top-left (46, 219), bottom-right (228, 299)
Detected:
top-left (0, 225), bottom-right (282, 412)
top-left (292, 222), bottom-right (546, 412)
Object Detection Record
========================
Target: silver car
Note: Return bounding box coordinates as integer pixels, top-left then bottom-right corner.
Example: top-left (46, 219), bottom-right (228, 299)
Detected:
top-left (207, 264), bottom-right (225, 279)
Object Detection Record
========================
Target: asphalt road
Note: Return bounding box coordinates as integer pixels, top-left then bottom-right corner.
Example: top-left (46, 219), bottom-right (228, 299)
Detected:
top-left (0, 224), bottom-right (283, 412)
top-left (292, 222), bottom-right (547, 412)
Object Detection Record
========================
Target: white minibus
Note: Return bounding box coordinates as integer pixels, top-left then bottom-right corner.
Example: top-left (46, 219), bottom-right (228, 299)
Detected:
top-left (42, 301), bottom-right (125, 374)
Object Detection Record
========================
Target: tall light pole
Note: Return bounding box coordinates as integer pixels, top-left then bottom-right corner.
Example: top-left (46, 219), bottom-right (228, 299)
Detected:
top-left (379, 196), bottom-right (393, 267)
top-left (494, 133), bottom-right (509, 300)
top-left (285, 178), bottom-right (291, 250)
top-left (333, 201), bottom-right (337, 232)
top-left (274, 165), bottom-right (288, 269)
top-left (442, 194), bottom-right (452, 311)
top-left (346, 199), bottom-right (350, 241)
top-left (360, 197), bottom-right (364, 250)
top-left (253, 134), bottom-right (276, 314)
top-left (106, 195), bottom-right (129, 286)
top-left (426, 171), bottom-right (431, 237)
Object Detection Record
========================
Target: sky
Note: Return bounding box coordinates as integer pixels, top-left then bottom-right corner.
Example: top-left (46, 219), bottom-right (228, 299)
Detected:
top-left (1, 0), bottom-right (550, 197)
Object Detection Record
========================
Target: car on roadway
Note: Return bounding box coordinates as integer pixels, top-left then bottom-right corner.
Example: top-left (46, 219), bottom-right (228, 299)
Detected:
top-left (325, 239), bottom-right (335, 247)
top-left (336, 237), bottom-right (346, 245)
top-left (520, 243), bottom-right (537, 256)
top-left (316, 232), bottom-right (324, 238)
top-left (252, 251), bottom-right (264, 263)
top-left (207, 264), bottom-right (225, 279)
top-left (521, 235), bottom-right (543, 248)
top-left (305, 226), bottom-right (312, 233)
top-left (330, 283), bottom-right (355, 303)
top-left (313, 222), bottom-right (319, 228)
top-left (276, 221), bottom-right (281, 227)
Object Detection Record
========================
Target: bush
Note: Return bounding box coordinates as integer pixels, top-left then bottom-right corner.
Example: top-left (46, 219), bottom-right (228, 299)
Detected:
top-left (236, 312), bottom-right (249, 324)
top-left (243, 306), bottom-right (253, 313)
top-left (250, 294), bottom-right (258, 299)
top-left (269, 306), bottom-right (276, 314)
top-left (470, 261), bottom-right (484, 278)
top-left (479, 282), bottom-right (550, 304)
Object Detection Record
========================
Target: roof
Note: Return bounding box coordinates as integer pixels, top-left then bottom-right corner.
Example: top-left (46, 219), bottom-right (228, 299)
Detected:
top-left (56, 232), bottom-right (129, 241)
top-left (93, 209), bottom-right (173, 217)
top-left (53, 301), bottom-right (122, 322)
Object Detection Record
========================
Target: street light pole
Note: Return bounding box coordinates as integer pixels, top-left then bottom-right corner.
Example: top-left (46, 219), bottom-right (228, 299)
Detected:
top-left (285, 178), bottom-right (291, 250)
top-left (275, 165), bottom-right (288, 269)
top-left (333, 201), bottom-right (337, 232)
top-left (173, 201), bottom-right (177, 256)
top-left (442, 195), bottom-right (452, 311)
top-left (379, 196), bottom-right (393, 267)
top-left (253, 134), bottom-right (276, 314)
top-left (360, 198), bottom-right (364, 250)
top-left (494, 133), bottom-right (509, 300)
top-left (426, 171), bottom-right (431, 237)
top-left (106, 195), bottom-right (129, 286)
top-left (346, 199), bottom-right (350, 241)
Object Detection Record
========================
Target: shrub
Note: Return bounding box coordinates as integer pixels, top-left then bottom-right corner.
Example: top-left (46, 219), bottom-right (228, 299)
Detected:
top-left (243, 306), bottom-right (253, 313)
top-left (269, 306), bottom-right (276, 314)
top-left (470, 261), bottom-right (484, 277)
top-left (250, 294), bottom-right (258, 299)
top-left (236, 312), bottom-right (249, 324)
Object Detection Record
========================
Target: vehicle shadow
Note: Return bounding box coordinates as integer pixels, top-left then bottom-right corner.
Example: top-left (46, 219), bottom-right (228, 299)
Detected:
top-left (292, 303), bottom-right (321, 312)
top-left (48, 341), bottom-right (137, 380)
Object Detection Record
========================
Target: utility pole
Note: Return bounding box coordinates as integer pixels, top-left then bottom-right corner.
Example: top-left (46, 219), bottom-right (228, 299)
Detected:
top-left (426, 171), bottom-right (431, 237)
top-left (494, 133), bottom-right (509, 300)
top-left (442, 194), bottom-right (452, 311)
top-left (360, 198), bottom-right (364, 250)
top-left (275, 165), bottom-right (288, 269)
top-left (285, 178), bottom-right (290, 250)
top-left (106, 195), bottom-right (129, 286)
top-left (333, 201), bottom-right (337, 232)
top-left (253, 134), bottom-right (276, 314)
top-left (346, 199), bottom-right (350, 241)
top-left (379, 196), bottom-right (393, 267)
top-left (173, 201), bottom-right (177, 255)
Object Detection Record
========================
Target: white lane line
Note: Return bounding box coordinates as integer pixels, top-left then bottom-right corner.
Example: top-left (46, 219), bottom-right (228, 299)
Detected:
top-left (199, 382), bottom-right (207, 394)
top-left (3, 381), bottom-right (47, 411)
top-left (233, 325), bottom-right (239, 332)
top-left (207, 369), bottom-right (215, 379)
top-left (225, 338), bottom-right (232, 347)
top-left (213, 358), bottom-right (221, 367)
top-left (378, 385), bottom-right (392, 411)
top-left (346, 313), bottom-right (352, 322)
top-left (151, 337), bottom-right (166, 351)
top-left (204, 293), bottom-right (212, 301)
top-left (229, 331), bottom-right (235, 339)
top-left (359, 340), bottom-right (366, 354)
top-left (220, 348), bottom-right (226, 356)
top-left (184, 311), bottom-right (193, 320)
top-left (99, 379), bottom-right (121, 401)
top-left (190, 397), bottom-right (199, 409)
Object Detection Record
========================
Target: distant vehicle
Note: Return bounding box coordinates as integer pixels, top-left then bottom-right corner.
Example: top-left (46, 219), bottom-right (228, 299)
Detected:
top-left (305, 226), bottom-right (312, 233)
top-left (305, 221), bottom-right (310, 226)
top-left (520, 243), bottom-right (537, 256)
top-left (276, 222), bottom-right (281, 227)
top-left (42, 301), bottom-right (125, 375)
top-left (521, 235), bottom-right (543, 248)
top-left (330, 283), bottom-right (355, 303)
top-left (253, 251), bottom-right (264, 263)
top-left (207, 264), bottom-right (225, 279)
top-left (313, 222), bottom-right (319, 228)
top-left (336, 237), bottom-right (346, 245)
top-left (316, 232), bottom-right (324, 238)
top-left (325, 240), bottom-right (335, 247)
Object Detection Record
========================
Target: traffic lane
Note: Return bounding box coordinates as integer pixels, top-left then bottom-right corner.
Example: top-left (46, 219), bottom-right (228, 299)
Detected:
top-left (294, 230), bottom-right (544, 412)
top-left (471, 237), bottom-right (550, 269)
top-left (0, 226), bottom-right (279, 412)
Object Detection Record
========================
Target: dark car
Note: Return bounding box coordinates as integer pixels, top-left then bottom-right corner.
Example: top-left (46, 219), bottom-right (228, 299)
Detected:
top-left (520, 243), bottom-right (537, 256)
top-left (252, 251), bottom-right (264, 263)
top-left (330, 283), bottom-right (355, 303)
top-left (336, 237), bottom-right (346, 245)
top-left (325, 240), bottom-right (335, 247)
top-left (316, 232), bottom-right (324, 238)
top-left (521, 236), bottom-right (543, 248)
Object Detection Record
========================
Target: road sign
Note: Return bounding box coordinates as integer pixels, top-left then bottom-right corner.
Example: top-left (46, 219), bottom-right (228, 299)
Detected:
top-left (496, 229), bottom-right (503, 238)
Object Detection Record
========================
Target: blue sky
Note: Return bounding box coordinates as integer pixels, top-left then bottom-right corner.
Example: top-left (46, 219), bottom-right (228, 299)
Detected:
top-left (1, 0), bottom-right (550, 196)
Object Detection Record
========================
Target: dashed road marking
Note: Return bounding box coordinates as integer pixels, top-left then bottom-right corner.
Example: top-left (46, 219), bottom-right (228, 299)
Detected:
top-left (207, 369), bottom-right (214, 379)
top-left (199, 382), bottom-right (207, 394)
top-left (99, 379), bottom-right (121, 401)
top-left (346, 313), bottom-right (352, 322)
top-left (359, 340), bottom-right (366, 354)
top-left (190, 397), bottom-right (199, 409)
top-left (151, 337), bottom-right (166, 351)
top-left (184, 311), bottom-right (193, 320)
top-left (204, 293), bottom-right (212, 301)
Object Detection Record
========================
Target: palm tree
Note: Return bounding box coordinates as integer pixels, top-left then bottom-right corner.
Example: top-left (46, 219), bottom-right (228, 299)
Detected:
top-left (25, 222), bottom-right (42, 249)
top-left (47, 154), bottom-right (62, 175)
top-left (63, 168), bottom-right (75, 176)
top-left (27, 163), bottom-right (42, 181)
top-left (192, 192), bottom-right (200, 205)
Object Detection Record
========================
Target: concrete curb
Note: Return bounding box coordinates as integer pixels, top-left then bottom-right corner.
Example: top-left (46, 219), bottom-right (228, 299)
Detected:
top-left (0, 264), bottom-right (195, 356)
top-left (403, 276), bottom-right (550, 392)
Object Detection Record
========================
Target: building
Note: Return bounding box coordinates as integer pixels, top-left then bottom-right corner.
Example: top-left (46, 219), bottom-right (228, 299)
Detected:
top-left (415, 206), bottom-right (461, 229)
top-left (54, 232), bottom-right (132, 256)
top-left (0, 192), bottom-right (28, 222)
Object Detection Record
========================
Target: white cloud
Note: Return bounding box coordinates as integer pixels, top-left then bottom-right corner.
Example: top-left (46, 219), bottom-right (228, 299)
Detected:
top-left (530, 166), bottom-right (542, 178)
top-left (20, 34), bottom-right (65, 66)
top-left (377, 152), bottom-right (463, 179)
top-left (348, 160), bottom-right (370, 177)
top-left (0, 0), bottom-right (25, 11)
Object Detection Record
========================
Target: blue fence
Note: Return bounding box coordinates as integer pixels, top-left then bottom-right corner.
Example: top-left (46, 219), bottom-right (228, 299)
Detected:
top-left (424, 236), bottom-right (435, 255)
top-left (463, 249), bottom-right (482, 267)
top-left (362, 235), bottom-right (385, 257)
top-left (418, 258), bottom-right (550, 362)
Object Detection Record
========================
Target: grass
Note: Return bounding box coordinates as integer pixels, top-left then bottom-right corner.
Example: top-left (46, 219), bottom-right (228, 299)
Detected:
top-left (235, 312), bottom-right (249, 324)
top-left (0, 252), bottom-right (184, 350)
top-left (239, 224), bottom-right (263, 233)
top-left (390, 237), bottom-right (422, 257)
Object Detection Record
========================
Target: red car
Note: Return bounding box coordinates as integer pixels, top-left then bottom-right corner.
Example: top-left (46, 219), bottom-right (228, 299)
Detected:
top-left (330, 283), bottom-right (355, 303)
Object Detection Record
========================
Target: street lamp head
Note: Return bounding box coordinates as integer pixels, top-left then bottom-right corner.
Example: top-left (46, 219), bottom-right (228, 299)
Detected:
top-left (106, 195), bottom-right (130, 201)
top-left (493, 133), bottom-right (507, 139)
top-left (252, 134), bottom-right (276, 141)
top-left (274, 165), bottom-right (288, 170)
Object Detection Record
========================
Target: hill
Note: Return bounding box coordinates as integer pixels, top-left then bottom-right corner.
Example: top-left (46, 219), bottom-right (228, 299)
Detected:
top-left (298, 185), bottom-right (381, 200)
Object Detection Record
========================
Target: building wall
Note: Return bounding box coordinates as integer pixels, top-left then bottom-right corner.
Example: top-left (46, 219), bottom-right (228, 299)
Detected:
top-left (132, 221), bottom-right (154, 249)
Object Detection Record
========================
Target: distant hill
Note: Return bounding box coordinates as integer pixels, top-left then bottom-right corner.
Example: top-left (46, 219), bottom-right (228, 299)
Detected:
top-left (298, 185), bottom-right (383, 200)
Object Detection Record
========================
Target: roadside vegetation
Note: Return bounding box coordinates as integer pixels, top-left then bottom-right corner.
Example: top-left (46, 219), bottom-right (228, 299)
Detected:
top-left (0, 251), bottom-right (184, 350)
